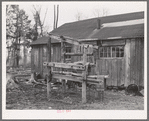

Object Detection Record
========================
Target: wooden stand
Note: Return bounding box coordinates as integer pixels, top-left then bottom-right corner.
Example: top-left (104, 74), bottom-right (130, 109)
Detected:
top-left (44, 34), bottom-right (108, 103)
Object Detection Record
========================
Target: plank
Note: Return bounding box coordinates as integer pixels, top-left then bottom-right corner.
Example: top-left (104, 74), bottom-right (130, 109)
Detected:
top-left (47, 38), bottom-right (52, 99)
top-left (140, 38), bottom-right (144, 86)
top-left (64, 53), bottom-right (93, 56)
top-left (130, 39), bottom-right (136, 85)
top-left (61, 41), bottom-right (66, 92)
top-left (124, 39), bottom-right (131, 86)
top-left (49, 33), bottom-right (98, 49)
top-left (52, 74), bottom-right (83, 82)
top-left (136, 39), bottom-right (141, 86)
top-left (113, 59), bottom-right (117, 86)
top-left (43, 62), bottom-right (85, 70)
top-left (52, 71), bottom-right (83, 77)
top-left (82, 46), bottom-right (87, 103)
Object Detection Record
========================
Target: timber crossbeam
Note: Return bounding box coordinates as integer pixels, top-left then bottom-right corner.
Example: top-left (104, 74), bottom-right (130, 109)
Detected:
top-left (48, 33), bottom-right (98, 49)
top-left (43, 62), bottom-right (85, 70)
top-left (64, 53), bottom-right (93, 56)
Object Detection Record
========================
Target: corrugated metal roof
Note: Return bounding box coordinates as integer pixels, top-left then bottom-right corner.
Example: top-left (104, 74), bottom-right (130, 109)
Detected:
top-left (31, 11), bottom-right (144, 45)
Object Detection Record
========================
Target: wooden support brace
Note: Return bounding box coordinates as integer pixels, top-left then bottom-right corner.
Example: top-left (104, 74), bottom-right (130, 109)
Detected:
top-left (47, 38), bottom-right (52, 99)
top-left (61, 40), bottom-right (66, 93)
top-left (82, 46), bottom-right (87, 103)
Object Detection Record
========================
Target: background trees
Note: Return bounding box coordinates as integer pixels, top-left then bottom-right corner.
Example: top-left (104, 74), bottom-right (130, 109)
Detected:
top-left (6, 5), bottom-right (31, 67)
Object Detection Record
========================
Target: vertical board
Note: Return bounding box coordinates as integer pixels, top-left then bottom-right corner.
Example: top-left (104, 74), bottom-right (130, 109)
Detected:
top-left (130, 39), bottom-right (136, 84)
top-left (121, 58), bottom-right (125, 85)
top-left (136, 39), bottom-right (140, 86)
top-left (31, 47), bottom-right (34, 72)
top-left (43, 45), bottom-right (48, 77)
top-left (40, 45), bottom-right (43, 76)
top-left (124, 39), bottom-right (131, 86)
top-left (106, 59), bottom-right (112, 86)
top-left (117, 59), bottom-right (120, 86)
top-left (140, 38), bottom-right (144, 86)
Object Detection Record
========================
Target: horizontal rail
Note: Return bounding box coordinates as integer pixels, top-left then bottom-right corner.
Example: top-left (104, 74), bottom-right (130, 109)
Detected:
top-left (52, 73), bottom-right (106, 85)
top-left (43, 62), bottom-right (85, 70)
top-left (49, 33), bottom-right (98, 49)
top-left (87, 75), bottom-right (109, 79)
top-left (73, 61), bottom-right (95, 66)
top-left (64, 53), bottom-right (93, 56)
top-left (52, 71), bottom-right (83, 77)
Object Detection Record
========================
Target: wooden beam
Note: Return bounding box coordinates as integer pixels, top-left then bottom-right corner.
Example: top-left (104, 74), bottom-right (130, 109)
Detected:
top-left (52, 74), bottom-right (83, 82)
top-left (64, 53), bottom-right (93, 56)
top-left (52, 73), bottom-right (107, 86)
top-left (124, 39), bottom-right (131, 86)
top-left (52, 71), bottom-right (82, 77)
top-left (49, 33), bottom-right (98, 49)
top-left (82, 46), bottom-right (87, 103)
top-left (43, 62), bottom-right (85, 70)
top-left (61, 40), bottom-right (66, 93)
top-left (47, 38), bottom-right (52, 99)
top-left (87, 75), bottom-right (109, 79)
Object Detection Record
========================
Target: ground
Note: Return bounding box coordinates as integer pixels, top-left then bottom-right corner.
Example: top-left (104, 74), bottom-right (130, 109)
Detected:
top-left (6, 81), bottom-right (144, 110)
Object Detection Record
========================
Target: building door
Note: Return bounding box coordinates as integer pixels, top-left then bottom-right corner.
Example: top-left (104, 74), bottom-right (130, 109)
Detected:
top-left (97, 40), bottom-right (125, 86)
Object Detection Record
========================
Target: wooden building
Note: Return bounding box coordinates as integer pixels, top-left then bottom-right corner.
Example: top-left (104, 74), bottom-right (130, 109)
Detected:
top-left (30, 11), bottom-right (144, 87)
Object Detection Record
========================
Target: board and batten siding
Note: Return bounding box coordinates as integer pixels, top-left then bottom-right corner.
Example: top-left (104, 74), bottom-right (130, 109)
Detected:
top-left (126, 38), bottom-right (144, 87)
top-left (31, 43), bottom-right (61, 77)
top-left (96, 38), bottom-right (144, 87)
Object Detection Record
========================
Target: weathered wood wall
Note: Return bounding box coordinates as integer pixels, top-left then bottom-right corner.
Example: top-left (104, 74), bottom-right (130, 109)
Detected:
top-left (31, 38), bottom-right (144, 87)
top-left (31, 44), bottom-right (61, 78)
top-left (72, 38), bottom-right (144, 87)
top-left (128, 38), bottom-right (144, 87)
top-left (95, 38), bottom-right (144, 87)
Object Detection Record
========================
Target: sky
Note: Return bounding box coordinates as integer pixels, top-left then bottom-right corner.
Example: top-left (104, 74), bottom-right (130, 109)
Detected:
top-left (6, 1), bottom-right (146, 32)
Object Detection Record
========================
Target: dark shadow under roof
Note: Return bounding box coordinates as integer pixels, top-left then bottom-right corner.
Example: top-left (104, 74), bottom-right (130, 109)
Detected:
top-left (30, 36), bottom-right (60, 46)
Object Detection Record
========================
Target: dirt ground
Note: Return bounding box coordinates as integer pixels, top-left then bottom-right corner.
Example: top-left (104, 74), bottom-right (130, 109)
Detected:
top-left (6, 81), bottom-right (144, 110)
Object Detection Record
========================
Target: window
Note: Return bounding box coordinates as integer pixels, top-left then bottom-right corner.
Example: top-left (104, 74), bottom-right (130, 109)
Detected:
top-left (65, 47), bottom-right (71, 59)
top-left (99, 46), bottom-right (124, 58)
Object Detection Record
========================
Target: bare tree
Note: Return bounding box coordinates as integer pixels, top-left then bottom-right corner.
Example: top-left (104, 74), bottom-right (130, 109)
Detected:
top-left (93, 8), bottom-right (109, 17)
top-left (32, 5), bottom-right (48, 37)
top-left (6, 5), bottom-right (31, 67)
top-left (75, 11), bottom-right (83, 21)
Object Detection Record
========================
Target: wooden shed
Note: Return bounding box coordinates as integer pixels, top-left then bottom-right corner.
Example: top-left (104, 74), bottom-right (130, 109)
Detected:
top-left (30, 11), bottom-right (144, 87)
top-left (30, 36), bottom-right (60, 78)
top-left (30, 36), bottom-right (72, 78)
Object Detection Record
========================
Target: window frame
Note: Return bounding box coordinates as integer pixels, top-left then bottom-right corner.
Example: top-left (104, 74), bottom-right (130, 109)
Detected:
top-left (99, 45), bottom-right (124, 59)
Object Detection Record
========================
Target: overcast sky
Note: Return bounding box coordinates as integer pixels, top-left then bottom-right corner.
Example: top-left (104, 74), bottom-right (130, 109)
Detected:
top-left (6, 1), bottom-right (146, 32)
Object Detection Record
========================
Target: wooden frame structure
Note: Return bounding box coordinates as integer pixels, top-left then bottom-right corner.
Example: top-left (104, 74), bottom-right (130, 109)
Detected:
top-left (44, 34), bottom-right (109, 103)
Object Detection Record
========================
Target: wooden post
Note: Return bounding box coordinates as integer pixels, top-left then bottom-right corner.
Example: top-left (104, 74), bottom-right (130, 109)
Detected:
top-left (61, 40), bottom-right (66, 92)
top-left (124, 39), bottom-right (131, 86)
top-left (47, 38), bottom-right (52, 99)
top-left (82, 45), bottom-right (87, 103)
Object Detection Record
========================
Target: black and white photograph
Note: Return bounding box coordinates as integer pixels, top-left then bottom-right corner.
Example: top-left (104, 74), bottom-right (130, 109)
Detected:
top-left (2, 1), bottom-right (147, 119)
